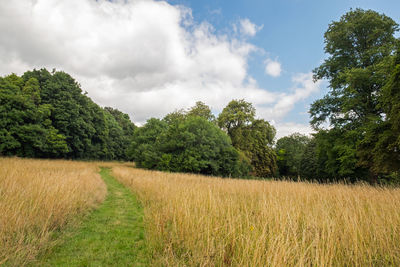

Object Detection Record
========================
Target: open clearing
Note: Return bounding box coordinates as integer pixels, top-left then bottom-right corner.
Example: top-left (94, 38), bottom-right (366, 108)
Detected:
top-left (2, 158), bottom-right (400, 266)
top-left (113, 165), bottom-right (400, 266)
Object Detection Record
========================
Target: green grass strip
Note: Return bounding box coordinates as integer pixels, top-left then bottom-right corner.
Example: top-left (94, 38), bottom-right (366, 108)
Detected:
top-left (35, 167), bottom-right (148, 266)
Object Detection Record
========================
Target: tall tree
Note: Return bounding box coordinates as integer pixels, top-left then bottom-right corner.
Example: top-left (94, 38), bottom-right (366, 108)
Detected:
top-left (358, 49), bottom-right (400, 177)
top-left (244, 119), bottom-right (277, 177)
top-left (218, 100), bottom-right (277, 177)
top-left (310, 9), bottom-right (399, 182)
top-left (312, 9), bottom-right (398, 129)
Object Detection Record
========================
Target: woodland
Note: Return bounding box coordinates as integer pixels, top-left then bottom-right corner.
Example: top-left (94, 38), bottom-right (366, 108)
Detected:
top-left (1, 9), bottom-right (399, 184)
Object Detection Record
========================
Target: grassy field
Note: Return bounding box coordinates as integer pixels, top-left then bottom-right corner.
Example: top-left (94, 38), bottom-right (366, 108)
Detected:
top-left (113, 166), bottom-right (400, 266)
top-left (2, 158), bottom-right (400, 266)
top-left (35, 167), bottom-right (148, 266)
top-left (0, 158), bottom-right (106, 266)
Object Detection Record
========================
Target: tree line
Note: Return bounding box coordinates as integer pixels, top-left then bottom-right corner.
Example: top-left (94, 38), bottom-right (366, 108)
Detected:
top-left (1, 8), bottom-right (399, 183)
top-left (0, 67), bottom-right (276, 178)
top-left (127, 100), bottom-right (276, 178)
top-left (0, 69), bottom-right (135, 160)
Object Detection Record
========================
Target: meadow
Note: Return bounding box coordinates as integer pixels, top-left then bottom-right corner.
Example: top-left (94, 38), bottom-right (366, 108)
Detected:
top-left (0, 158), bottom-right (106, 266)
top-left (2, 157), bottom-right (400, 266)
top-left (113, 165), bottom-right (400, 266)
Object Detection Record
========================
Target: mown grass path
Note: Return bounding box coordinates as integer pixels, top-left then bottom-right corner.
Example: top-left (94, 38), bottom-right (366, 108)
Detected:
top-left (35, 167), bottom-right (148, 266)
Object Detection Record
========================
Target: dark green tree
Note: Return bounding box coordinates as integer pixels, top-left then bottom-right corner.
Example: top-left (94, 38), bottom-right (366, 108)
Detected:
top-left (312, 9), bottom-right (398, 128)
top-left (0, 74), bottom-right (67, 157)
top-left (20, 69), bottom-right (134, 160)
top-left (127, 118), bottom-right (167, 169)
top-left (244, 119), bottom-right (277, 177)
top-left (159, 116), bottom-right (242, 177)
top-left (104, 107), bottom-right (136, 160)
top-left (358, 49), bottom-right (400, 178)
top-left (276, 133), bottom-right (310, 177)
top-left (128, 115), bottom-right (247, 177)
top-left (299, 138), bottom-right (321, 181)
top-left (311, 9), bottom-right (399, 182)
top-left (23, 69), bottom-right (94, 158)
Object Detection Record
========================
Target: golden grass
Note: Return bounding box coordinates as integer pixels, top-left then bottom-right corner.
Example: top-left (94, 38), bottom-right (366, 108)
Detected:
top-left (113, 166), bottom-right (400, 266)
top-left (0, 157), bottom-right (106, 266)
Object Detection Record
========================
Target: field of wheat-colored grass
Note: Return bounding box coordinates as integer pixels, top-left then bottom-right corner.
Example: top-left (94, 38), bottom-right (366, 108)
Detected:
top-left (0, 158), bottom-right (107, 266)
top-left (113, 166), bottom-right (400, 266)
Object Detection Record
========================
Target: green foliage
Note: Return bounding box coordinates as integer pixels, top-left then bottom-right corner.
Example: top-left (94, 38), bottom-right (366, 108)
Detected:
top-left (315, 130), bottom-right (369, 181)
top-left (160, 116), bottom-right (241, 176)
top-left (0, 69), bottom-right (135, 160)
top-left (299, 138), bottom-right (321, 181)
top-left (312, 8), bottom-right (398, 129)
top-left (128, 118), bottom-right (167, 169)
top-left (218, 99), bottom-right (255, 137)
top-left (218, 100), bottom-right (277, 177)
top-left (104, 107), bottom-right (136, 160)
top-left (240, 119), bottom-right (277, 177)
top-left (162, 109), bottom-right (187, 125)
top-left (309, 9), bottom-right (400, 183)
top-left (163, 101), bottom-right (215, 125)
top-left (358, 50), bottom-right (400, 177)
top-left (276, 133), bottom-right (310, 177)
top-left (187, 101), bottom-right (215, 122)
top-left (128, 116), bottom-right (246, 177)
top-left (0, 74), bottom-right (67, 157)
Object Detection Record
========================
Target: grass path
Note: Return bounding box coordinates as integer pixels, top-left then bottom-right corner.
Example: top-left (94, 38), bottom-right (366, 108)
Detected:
top-left (34, 167), bottom-right (148, 266)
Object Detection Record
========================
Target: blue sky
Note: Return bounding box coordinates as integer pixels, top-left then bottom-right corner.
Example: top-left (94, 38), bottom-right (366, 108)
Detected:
top-left (0, 0), bottom-right (399, 138)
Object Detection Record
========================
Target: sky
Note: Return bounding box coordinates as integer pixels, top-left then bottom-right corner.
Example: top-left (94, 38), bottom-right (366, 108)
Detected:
top-left (0, 0), bottom-right (399, 138)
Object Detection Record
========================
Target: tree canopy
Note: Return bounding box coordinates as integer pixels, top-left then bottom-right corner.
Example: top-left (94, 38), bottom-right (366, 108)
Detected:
top-left (128, 110), bottom-right (247, 177)
top-left (309, 8), bottom-right (400, 183)
top-left (311, 8), bottom-right (398, 129)
top-left (218, 99), bottom-right (277, 177)
top-left (0, 69), bottom-right (135, 160)
top-left (276, 133), bottom-right (310, 178)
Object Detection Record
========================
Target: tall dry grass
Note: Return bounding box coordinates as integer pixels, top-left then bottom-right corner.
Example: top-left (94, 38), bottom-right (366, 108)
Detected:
top-left (0, 157), bottom-right (106, 266)
top-left (113, 166), bottom-right (400, 266)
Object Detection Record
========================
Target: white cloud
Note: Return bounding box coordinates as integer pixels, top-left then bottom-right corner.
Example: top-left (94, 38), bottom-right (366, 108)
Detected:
top-left (258, 73), bottom-right (321, 121)
top-left (272, 122), bottom-right (315, 139)
top-left (264, 58), bottom-right (282, 77)
top-left (0, 0), bottom-right (320, 138)
top-left (238, 18), bottom-right (263, 37)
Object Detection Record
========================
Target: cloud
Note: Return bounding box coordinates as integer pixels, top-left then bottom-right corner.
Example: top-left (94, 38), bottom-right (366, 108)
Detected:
top-left (272, 122), bottom-right (315, 139)
top-left (0, 0), bottom-right (320, 138)
top-left (258, 73), bottom-right (321, 122)
top-left (238, 18), bottom-right (263, 37)
top-left (264, 58), bottom-right (282, 77)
